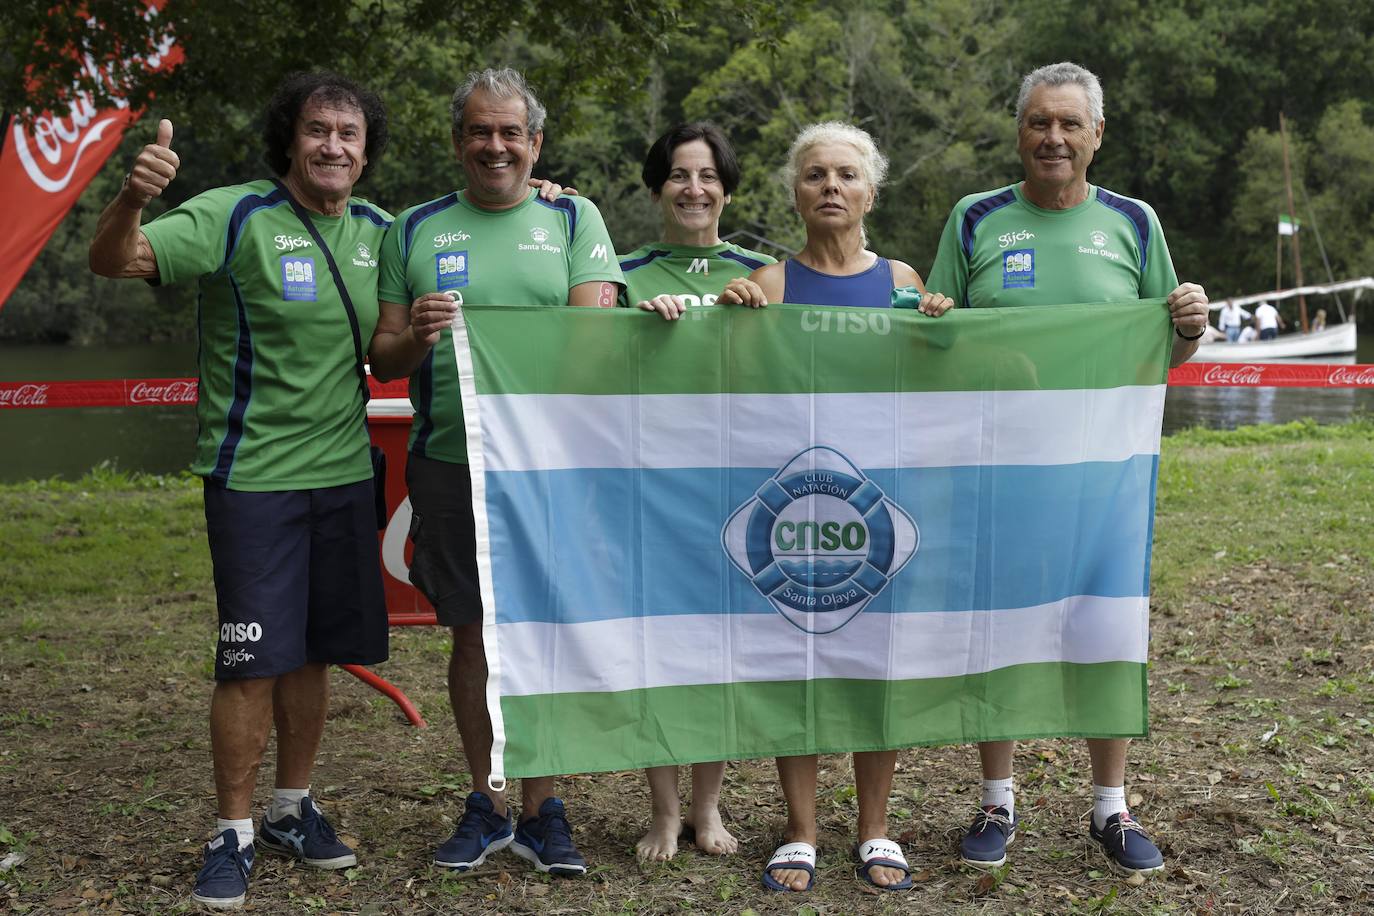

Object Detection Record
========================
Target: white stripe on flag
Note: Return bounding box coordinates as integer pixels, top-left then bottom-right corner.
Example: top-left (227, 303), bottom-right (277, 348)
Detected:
top-left (496, 595), bottom-right (1148, 698)
top-left (477, 387), bottom-right (1166, 473)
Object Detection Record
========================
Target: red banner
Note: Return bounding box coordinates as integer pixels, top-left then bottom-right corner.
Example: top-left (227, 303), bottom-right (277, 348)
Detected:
top-left (0, 376), bottom-right (409, 409)
top-left (6, 365), bottom-right (1374, 411)
top-left (0, 2), bottom-right (182, 308)
top-left (1166, 362), bottom-right (1374, 388)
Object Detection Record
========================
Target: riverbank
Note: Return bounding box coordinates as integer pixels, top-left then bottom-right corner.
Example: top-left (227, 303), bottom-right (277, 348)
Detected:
top-left (2, 420), bottom-right (1372, 914)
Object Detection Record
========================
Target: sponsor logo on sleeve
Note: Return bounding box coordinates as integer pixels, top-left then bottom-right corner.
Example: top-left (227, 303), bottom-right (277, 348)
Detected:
top-left (435, 251), bottom-right (469, 291)
top-left (590, 243), bottom-right (609, 262)
top-left (280, 255), bottom-right (317, 301)
top-left (1002, 248), bottom-right (1035, 289)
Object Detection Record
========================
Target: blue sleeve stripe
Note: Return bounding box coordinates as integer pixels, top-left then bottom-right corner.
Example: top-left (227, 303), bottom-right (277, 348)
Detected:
top-left (1095, 189), bottom-right (1151, 274)
top-left (535, 196), bottom-right (578, 245)
top-left (209, 273), bottom-right (255, 484)
top-left (959, 189), bottom-right (1017, 259)
top-left (619, 249), bottom-right (670, 272)
top-left (402, 193), bottom-right (459, 261)
top-left (224, 187), bottom-right (288, 268)
top-left (350, 203), bottom-right (391, 228)
top-left (720, 250), bottom-right (768, 271)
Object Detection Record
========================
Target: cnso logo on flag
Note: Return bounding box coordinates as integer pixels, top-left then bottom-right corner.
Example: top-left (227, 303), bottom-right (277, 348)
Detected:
top-left (722, 446), bottom-right (917, 634)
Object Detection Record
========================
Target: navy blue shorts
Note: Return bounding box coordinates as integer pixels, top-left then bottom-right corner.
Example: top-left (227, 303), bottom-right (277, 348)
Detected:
top-left (405, 454), bottom-right (482, 627)
top-left (203, 478), bottom-right (388, 680)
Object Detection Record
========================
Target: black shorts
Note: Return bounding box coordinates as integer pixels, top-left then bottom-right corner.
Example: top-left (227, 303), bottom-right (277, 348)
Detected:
top-left (405, 453), bottom-right (482, 627)
top-left (203, 478), bottom-right (388, 680)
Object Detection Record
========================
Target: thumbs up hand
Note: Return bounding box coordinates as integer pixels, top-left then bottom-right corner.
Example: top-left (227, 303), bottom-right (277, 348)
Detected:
top-left (123, 118), bottom-right (181, 209)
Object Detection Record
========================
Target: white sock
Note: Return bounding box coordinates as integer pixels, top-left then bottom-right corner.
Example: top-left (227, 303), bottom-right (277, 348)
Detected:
top-left (980, 778), bottom-right (1014, 819)
top-left (269, 787), bottom-right (309, 822)
top-left (1092, 784), bottom-right (1127, 830)
top-left (216, 817), bottom-right (254, 852)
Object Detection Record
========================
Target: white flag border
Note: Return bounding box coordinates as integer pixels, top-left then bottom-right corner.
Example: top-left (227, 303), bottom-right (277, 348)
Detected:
top-left (451, 309), bottom-right (510, 791)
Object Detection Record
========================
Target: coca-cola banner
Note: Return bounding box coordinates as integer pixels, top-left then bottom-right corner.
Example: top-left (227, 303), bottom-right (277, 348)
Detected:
top-left (0, 376), bottom-right (410, 409)
top-left (0, 2), bottom-right (182, 308)
top-left (1168, 362), bottom-right (1374, 388)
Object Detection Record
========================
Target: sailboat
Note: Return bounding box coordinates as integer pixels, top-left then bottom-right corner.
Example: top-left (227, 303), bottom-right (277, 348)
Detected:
top-left (1193, 278), bottom-right (1368, 362)
top-left (1191, 112), bottom-right (1361, 363)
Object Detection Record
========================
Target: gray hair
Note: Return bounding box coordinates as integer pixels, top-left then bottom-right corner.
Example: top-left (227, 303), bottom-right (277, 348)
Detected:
top-left (781, 121), bottom-right (889, 207)
top-left (1015, 62), bottom-right (1104, 125)
top-left (450, 67), bottom-right (547, 136)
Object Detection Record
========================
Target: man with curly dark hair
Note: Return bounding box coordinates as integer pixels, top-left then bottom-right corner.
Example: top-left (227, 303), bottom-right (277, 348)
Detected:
top-left (89, 71), bottom-right (392, 909)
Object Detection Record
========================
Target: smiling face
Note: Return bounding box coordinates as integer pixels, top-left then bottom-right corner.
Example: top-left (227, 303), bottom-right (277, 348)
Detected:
top-left (286, 94), bottom-right (367, 203)
top-left (1017, 81), bottom-right (1103, 208)
top-left (456, 87), bottom-right (543, 210)
top-left (653, 139), bottom-right (729, 246)
top-left (793, 141), bottom-right (874, 233)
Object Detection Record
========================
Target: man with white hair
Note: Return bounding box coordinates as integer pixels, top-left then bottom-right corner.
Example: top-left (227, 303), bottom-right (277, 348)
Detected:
top-left (369, 67), bottom-right (623, 877)
top-left (927, 60), bottom-right (1209, 878)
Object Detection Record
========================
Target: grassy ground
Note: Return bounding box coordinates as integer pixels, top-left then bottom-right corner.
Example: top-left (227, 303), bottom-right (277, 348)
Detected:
top-left (2, 420), bottom-right (1373, 914)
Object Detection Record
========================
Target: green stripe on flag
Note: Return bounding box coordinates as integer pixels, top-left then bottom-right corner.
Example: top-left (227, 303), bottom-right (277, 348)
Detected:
top-left (497, 661), bottom-right (1147, 777)
top-left (461, 300), bottom-right (1171, 397)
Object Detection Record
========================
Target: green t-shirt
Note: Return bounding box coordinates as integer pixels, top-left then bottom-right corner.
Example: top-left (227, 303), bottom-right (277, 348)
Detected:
top-left (617, 241), bottom-right (775, 307)
top-left (926, 183), bottom-right (1178, 309)
top-left (378, 189), bottom-right (623, 463)
top-left (142, 179), bottom-right (392, 491)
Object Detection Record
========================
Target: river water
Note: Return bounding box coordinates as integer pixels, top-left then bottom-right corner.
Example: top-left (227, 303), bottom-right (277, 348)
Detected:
top-left (3, 333), bottom-right (1372, 482)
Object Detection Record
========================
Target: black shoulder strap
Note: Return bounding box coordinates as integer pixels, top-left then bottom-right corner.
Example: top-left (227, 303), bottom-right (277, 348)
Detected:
top-left (271, 178), bottom-right (370, 405)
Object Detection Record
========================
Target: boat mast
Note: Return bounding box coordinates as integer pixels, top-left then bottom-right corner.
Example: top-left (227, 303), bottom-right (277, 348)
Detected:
top-left (1279, 112), bottom-right (1309, 332)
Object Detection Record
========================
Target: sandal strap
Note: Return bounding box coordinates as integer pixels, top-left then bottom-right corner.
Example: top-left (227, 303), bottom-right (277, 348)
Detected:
top-left (856, 838), bottom-right (907, 867)
top-left (766, 841), bottom-right (817, 870)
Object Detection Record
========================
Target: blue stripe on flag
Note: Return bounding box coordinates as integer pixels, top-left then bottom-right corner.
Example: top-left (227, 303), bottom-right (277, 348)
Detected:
top-left (485, 457), bottom-right (1158, 624)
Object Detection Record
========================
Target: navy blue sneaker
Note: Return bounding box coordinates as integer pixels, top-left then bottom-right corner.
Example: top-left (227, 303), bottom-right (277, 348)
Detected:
top-left (509, 797), bottom-right (587, 876)
top-left (1090, 811), bottom-right (1165, 876)
top-left (258, 796), bottom-right (357, 869)
top-left (191, 829), bottom-right (253, 909)
top-left (434, 791), bottom-right (514, 870)
top-left (959, 806), bottom-right (1016, 868)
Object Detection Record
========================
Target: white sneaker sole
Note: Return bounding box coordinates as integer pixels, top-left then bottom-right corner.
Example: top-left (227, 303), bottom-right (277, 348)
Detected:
top-left (256, 837), bottom-right (356, 869)
top-left (434, 834), bottom-right (512, 870)
top-left (191, 890), bottom-right (245, 909)
top-left (509, 839), bottom-right (587, 876)
top-left (959, 828), bottom-right (1015, 869)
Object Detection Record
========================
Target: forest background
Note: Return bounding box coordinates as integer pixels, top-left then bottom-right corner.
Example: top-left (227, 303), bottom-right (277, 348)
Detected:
top-left (2, 0), bottom-right (1373, 344)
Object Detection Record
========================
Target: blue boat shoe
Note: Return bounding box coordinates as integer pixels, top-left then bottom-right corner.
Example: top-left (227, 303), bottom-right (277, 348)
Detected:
top-left (1090, 811), bottom-right (1165, 876)
top-left (959, 805), bottom-right (1016, 868)
top-left (191, 829), bottom-right (253, 909)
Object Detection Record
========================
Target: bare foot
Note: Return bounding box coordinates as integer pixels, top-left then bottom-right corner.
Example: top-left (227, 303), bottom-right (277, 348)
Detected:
top-left (685, 806), bottom-right (738, 855)
top-left (636, 811), bottom-right (681, 861)
top-left (769, 866), bottom-right (811, 891)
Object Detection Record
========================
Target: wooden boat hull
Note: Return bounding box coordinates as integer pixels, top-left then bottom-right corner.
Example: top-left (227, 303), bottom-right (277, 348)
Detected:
top-left (1191, 323), bottom-right (1357, 361)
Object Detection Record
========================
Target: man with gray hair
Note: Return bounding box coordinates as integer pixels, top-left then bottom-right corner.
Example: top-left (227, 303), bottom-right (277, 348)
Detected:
top-left (927, 60), bottom-right (1209, 878)
top-left (369, 66), bottom-right (623, 877)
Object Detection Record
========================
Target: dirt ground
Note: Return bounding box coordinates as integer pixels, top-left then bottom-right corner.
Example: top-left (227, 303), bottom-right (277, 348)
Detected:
top-left (3, 435), bottom-right (1374, 914)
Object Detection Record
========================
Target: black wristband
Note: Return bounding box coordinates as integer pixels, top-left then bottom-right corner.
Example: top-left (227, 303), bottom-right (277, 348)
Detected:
top-left (1176, 325), bottom-right (1205, 341)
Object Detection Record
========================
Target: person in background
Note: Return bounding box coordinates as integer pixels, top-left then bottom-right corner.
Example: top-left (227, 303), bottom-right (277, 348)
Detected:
top-left (1217, 300), bottom-right (1252, 342)
top-left (1254, 300), bottom-right (1285, 340)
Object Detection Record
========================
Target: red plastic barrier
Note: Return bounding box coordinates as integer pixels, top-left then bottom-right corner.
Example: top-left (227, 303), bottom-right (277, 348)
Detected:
top-left (1167, 363), bottom-right (1374, 387)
